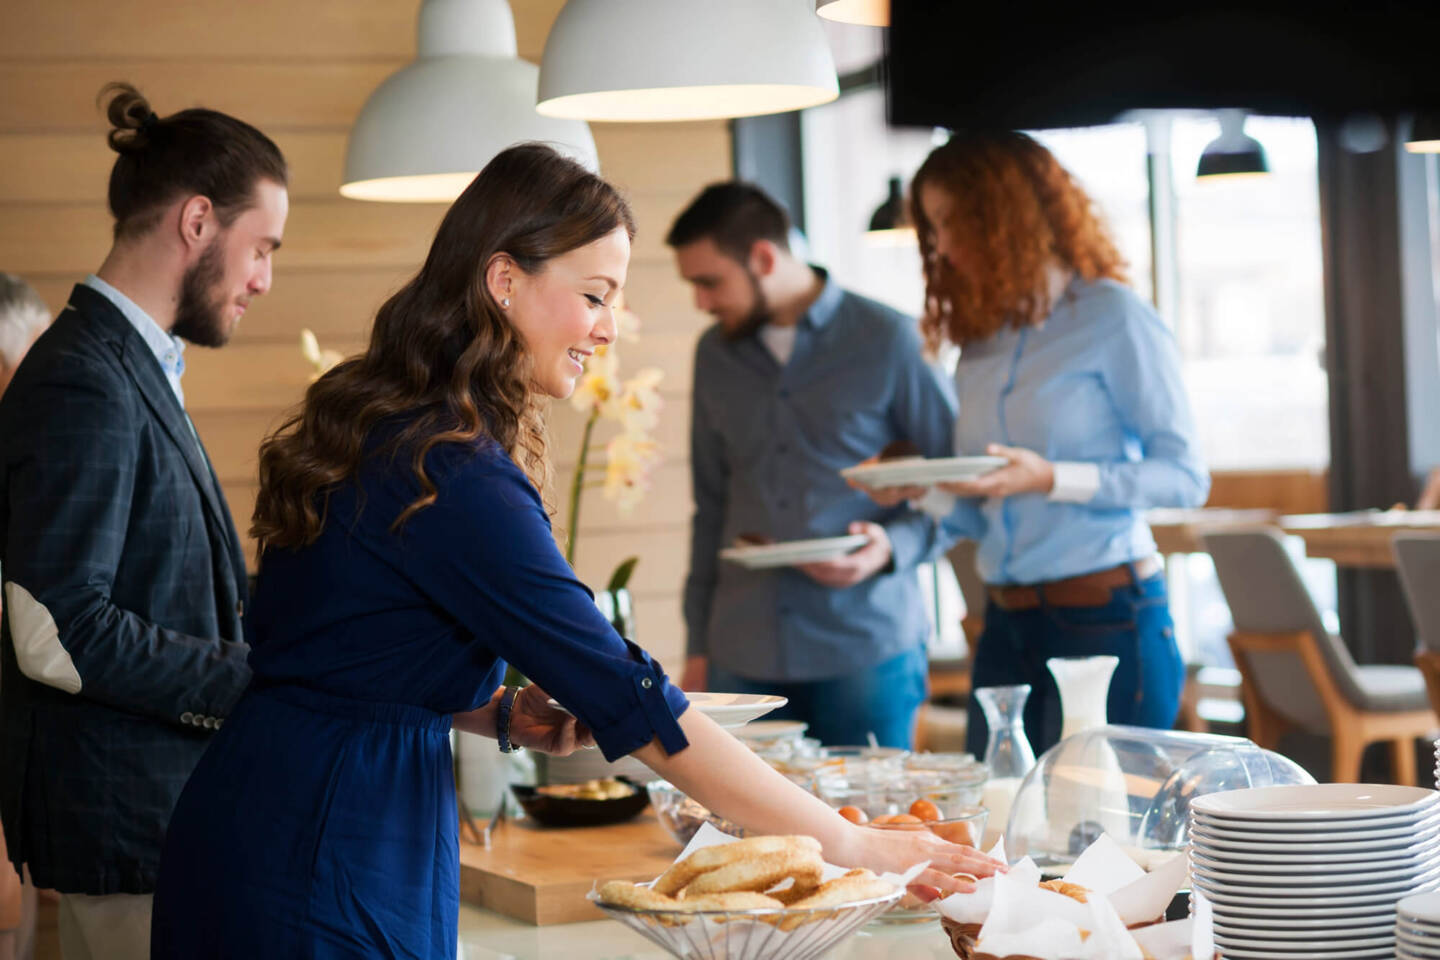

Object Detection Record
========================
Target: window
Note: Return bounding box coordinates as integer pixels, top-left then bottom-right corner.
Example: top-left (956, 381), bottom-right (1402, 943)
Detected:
top-left (1169, 115), bottom-right (1328, 470)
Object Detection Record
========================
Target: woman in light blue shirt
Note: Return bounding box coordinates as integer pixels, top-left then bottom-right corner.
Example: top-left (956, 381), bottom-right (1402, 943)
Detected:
top-left (857, 131), bottom-right (1209, 758)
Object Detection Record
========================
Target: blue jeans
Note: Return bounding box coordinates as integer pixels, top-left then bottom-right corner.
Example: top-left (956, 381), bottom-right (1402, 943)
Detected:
top-left (707, 645), bottom-right (928, 748)
top-left (965, 572), bottom-right (1183, 759)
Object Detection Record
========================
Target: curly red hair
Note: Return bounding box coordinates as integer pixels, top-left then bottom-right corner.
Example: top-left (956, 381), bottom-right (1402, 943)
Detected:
top-left (910, 131), bottom-right (1128, 349)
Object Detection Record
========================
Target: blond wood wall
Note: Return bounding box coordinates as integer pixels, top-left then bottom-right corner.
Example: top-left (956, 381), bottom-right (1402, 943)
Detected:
top-left (0, 0), bottom-right (727, 670)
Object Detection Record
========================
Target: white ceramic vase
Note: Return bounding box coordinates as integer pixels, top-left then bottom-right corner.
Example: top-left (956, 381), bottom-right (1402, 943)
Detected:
top-left (1046, 655), bottom-right (1118, 740)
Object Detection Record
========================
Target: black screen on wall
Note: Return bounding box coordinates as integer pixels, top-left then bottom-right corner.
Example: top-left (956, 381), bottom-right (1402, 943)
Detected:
top-left (887, 1), bottom-right (1440, 130)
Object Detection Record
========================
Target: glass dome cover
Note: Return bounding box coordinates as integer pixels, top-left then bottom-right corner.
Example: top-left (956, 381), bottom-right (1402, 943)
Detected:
top-left (1006, 725), bottom-right (1314, 870)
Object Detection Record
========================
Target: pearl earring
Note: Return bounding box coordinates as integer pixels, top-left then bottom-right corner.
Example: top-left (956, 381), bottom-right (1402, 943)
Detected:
top-left (501, 297), bottom-right (510, 308)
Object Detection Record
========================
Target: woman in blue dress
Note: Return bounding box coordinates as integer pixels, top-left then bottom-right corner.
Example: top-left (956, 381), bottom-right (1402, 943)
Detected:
top-left (150, 144), bottom-right (1001, 959)
top-left (854, 131), bottom-right (1209, 759)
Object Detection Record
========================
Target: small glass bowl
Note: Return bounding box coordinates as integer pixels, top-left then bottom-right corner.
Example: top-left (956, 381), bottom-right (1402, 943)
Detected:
top-left (905, 752), bottom-right (987, 777)
top-left (815, 769), bottom-right (984, 822)
top-left (646, 779), bottom-right (743, 847)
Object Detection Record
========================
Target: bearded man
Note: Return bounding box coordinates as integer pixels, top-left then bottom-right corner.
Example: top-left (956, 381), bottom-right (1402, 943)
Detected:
top-left (667, 182), bottom-right (957, 748)
top-left (0, 82), bottom-right (287, 960)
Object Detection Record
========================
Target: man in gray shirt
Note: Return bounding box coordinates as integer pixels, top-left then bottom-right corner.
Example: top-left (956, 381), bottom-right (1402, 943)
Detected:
top-left (668, 182), bottom-right (957, 747)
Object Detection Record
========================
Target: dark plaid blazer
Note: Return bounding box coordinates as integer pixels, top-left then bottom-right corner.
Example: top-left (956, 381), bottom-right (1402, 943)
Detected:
top-left (0, 284), bottom-right (252, 894)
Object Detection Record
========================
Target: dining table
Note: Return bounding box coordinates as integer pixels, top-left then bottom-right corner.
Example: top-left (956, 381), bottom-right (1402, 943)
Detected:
top-left (1145, 507), bottom-right (1278, 557)
top-left (1277, 509), bottom-right (1440, 568)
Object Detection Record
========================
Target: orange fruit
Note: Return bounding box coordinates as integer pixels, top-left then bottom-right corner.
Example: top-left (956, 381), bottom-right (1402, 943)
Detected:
top-left (837, 805), bottom-right (869, 825)
top-left (909, 799), bottom-right (942, 822)
top-left (888, 813), bottom-right (923, 824)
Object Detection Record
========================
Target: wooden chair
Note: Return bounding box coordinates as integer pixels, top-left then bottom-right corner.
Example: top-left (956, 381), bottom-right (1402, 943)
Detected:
top-left (1396, 534), bottom-right (1440, 729)
top-left (1206, 528), bottom-right (1436, 784)
top-left (1228, 629), bottom-right (1433, 784)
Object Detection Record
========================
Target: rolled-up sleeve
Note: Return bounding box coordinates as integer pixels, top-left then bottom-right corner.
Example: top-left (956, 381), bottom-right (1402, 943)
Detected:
top-left (396, 446), bottom-right (689, 761)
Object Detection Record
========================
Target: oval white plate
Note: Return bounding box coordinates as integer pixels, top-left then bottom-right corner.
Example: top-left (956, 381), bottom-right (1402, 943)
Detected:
top-left (1190, 783), bottom-right (1438, 821)
top-left (719, 534), bottom-right (871, 569)
top-left (548, 691), bottom-right (787, 730)
top-left (839, 455), bottom-right (1007, 489)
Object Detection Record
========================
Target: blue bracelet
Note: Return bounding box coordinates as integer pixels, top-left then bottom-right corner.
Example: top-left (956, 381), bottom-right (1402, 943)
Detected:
top-left (497, 685), bottom-right (522, 754)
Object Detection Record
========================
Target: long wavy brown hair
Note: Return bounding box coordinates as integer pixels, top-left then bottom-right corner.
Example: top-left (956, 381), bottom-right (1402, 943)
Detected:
top-left (910, 130), bottom-right (1127, 349)
top-left (251, 143), bottom-right (635, 555)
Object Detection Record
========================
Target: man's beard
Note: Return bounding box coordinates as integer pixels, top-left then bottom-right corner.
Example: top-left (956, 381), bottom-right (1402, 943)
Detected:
top-left (720, 267), bottom-right (772, 342)
top-left (172, 238), bottom-right (231, 347)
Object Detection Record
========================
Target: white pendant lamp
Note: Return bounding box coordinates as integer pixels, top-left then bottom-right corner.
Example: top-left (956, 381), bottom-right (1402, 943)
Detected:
top-left (816, 0), bottom-right (890, 27)
top-left (341, 0), bottom-right (598, 203)
top-left (536, 0), bottom-right (839, 123)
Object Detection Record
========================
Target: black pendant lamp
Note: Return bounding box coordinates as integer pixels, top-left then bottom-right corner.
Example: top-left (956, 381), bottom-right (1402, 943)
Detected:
top-left (866, 176), bottom-right (916, 246)
top-left (1197, 110), bottom-right (1270, 180)
top-left (1406, 114), bottom-right (1440, 154)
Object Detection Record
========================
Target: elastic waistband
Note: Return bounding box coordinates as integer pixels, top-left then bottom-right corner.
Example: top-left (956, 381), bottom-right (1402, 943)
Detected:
top-left (248, 682), bottom-right (451, 732)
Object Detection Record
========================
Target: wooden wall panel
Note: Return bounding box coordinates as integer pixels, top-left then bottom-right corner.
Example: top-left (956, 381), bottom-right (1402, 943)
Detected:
top-left (1206, 469), bottom-right (1330, 514)
top-left (0, 0), bottom-right (423, 61)
top-left (0, 62), bottom-right (403, 133)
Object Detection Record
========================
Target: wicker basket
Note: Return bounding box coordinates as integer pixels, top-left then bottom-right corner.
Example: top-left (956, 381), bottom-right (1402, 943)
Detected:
top-left (942, 914), bottom-right (1170, 960)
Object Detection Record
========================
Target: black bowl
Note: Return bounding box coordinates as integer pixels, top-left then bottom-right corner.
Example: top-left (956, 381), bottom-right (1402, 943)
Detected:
top-left (510, 777), bottom-right (649, 828)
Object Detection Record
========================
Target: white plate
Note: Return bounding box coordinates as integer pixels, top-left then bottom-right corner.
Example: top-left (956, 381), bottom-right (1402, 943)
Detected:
top-left (675, 692), bottom-right (788, 727)
top-left (1189, 812), bottom-right (1440, 842)
top-left (1213, 931), bottom-right (1395, 950)
top-left (1191, 846), bottom-right (1440, 869)
top-left (719, 535), bottom-right (870, 569)
top-left (1216, 946), bottom-right (1391, 959)
top-left (1193, 807), bottom-right (1440, 834)
top-left (1190, 783), bottom-right (1439, 821)
top-left (736, 719), bottom-right (808, 742)
top-left (1192, 846), bottom-right (1440, 869)
top-left (1399, 926), bottom-right (1440, 942)
top-left (839, 455), bottom-right (1007, 489)
top-left (1191, 865), bottom-right (1440, 901)
top-left (1190, 823), bottom-right (1440, 853)
top-left (1398, 923), bottom-right (1440, 937)
top-left (1214, 915), bottom-right (1396, 933)
top-left (548, 692), bottom-right (787, 730)
top-left (1209, 899), bottom-right (1410, 919)
top-left (1192, 860), bottom-right (1439, 886)
top-left (1401, 892), bottom-right (1440, 923)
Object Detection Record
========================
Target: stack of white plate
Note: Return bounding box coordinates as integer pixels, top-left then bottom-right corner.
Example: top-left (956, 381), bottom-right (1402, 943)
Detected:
top-left (1189, 784), bottom-right (1440, 959)
top-left (1398, 891), bottom-right (1440, 958)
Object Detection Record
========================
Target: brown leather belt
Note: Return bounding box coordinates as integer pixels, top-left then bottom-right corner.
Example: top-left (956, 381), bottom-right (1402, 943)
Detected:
top-left (986, 555), bottom-right (1163, 612)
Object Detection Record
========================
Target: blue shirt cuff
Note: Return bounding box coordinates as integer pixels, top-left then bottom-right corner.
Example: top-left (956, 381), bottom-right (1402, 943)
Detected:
top-left (588, 642), bottom-right (691, 762)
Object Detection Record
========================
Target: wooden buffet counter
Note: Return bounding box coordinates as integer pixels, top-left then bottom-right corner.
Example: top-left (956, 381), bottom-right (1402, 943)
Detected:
top-left (459, 813), bottom-right (678, 925)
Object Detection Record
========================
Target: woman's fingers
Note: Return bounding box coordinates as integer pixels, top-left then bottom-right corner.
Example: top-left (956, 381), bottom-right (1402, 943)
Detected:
top-left (911, 868), bottom-right (976, 898)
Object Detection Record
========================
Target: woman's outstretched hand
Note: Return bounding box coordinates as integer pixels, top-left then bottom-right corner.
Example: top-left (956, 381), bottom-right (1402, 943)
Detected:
top-left (506, 685), bottom-right (595, 756)
top-left (831, 821), bottom-right (1006, 901)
